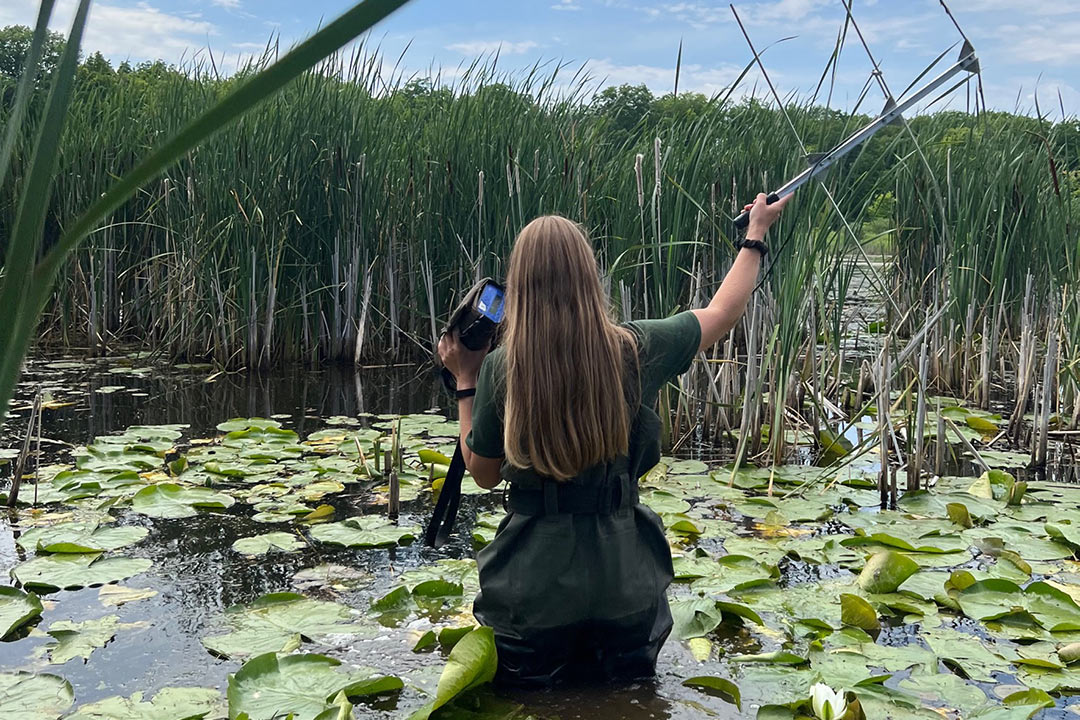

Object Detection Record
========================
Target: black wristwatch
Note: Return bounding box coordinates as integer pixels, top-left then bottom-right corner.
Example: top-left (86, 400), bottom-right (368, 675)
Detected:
top-left (455, 387), bottom-right (477, 399)
top-left (736, 237), bottom-right (769, 257)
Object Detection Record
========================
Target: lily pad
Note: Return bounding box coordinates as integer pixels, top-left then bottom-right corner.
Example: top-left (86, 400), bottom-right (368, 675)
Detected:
top-left (897, 672), bottom-right (989, 716)
top-left (683, 676), bottom-right (741, 709)
top-left (12, 555), bottom-right (152, 593)
top-left (309, 516), bottom-right (418, 548)
top-left (226, 652), bottom-right (401, 720)
top-left (231, 532), bottom-right (306, 556)
top-left (671, 598), bottom-right (723, 640)
top-left (291, 565), bottom-right (372, 593)
top-left (858, 551), bottom-right (919, 594)
top-left (43, 615), bottom-right (129, 664)
top-left (730, 650), bottom-right (808, 665)
top-left (840, 593), bottom-right (879, 631)
top-left (407, 626), bottom-right (498, 720)
top-left (201, 592), bottom-right (375, 659)
top-left (0, 672), bottom-right (75, 719)
top-left (65, 687), bottom-right (222, 720)
top-left (131, 484), bottom-right (234, 519)
top-left (0, 587), bottom-right (43, 639)
top-left (98, 586), bottom-right (158, 607)
top-left (958, 580), bottom-right (1080, 631)
top-left (17, 522), bottom-right (148, 554)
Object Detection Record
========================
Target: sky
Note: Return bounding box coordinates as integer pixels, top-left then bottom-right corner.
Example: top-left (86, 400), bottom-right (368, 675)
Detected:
top-left (2, 0), bottom-right (1078, 118)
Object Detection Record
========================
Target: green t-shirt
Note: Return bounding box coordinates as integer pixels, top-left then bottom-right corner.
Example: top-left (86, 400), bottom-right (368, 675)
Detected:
top-left (466, 310), bottom-right (701, 460)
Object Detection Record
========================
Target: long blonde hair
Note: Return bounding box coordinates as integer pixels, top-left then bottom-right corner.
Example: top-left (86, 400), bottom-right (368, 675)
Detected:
top-left (502, 215), bottom-right (637, 480)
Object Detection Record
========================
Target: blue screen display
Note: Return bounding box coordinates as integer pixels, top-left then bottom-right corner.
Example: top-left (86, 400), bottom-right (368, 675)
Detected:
top-left (476, 283), bottom-right (505, 323)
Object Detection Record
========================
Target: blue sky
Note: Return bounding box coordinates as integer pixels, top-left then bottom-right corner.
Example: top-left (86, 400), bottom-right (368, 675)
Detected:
top-left (3, 0), bottom-right (1078, 117)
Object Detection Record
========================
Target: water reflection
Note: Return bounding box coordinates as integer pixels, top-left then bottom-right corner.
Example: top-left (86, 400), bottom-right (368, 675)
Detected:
top-left (3, 358), bottom-right (446, 450)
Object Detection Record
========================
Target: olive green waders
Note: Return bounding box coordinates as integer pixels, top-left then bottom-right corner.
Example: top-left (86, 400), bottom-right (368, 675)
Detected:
top-left (473, 405), bottom-right (674, 686)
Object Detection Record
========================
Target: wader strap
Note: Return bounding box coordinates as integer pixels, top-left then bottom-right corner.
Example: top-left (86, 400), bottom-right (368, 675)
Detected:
top-left (423, 439), bottom-right (466, 548)
top-left (509, 474), bottom-right (638, 516)
top-left (543, 481), bottom-right (559, 514)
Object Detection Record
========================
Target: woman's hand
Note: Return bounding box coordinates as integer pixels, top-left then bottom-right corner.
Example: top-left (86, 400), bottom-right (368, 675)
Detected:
top-left (744, 192), bottom-right (791, 240)
top-left (437, 331), bottom-right (488, 387)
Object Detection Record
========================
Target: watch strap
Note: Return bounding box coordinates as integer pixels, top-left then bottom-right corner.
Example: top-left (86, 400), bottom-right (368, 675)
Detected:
top-left (455, 387), bottom-right (477, 399)
top-left (737, 238), bottom-right (769, 257)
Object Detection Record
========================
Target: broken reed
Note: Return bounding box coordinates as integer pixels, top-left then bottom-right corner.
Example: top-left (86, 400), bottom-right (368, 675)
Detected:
top-left (3, 48), bottom-right (1079, 465)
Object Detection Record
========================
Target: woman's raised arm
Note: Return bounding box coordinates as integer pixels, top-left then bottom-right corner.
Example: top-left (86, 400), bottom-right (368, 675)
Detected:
top-left (692, 192), bottom-right (789, 351)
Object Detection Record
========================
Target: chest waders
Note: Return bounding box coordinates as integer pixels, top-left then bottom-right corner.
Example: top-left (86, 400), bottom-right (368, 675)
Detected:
top-left (473, 403), bottom-right (675, 686)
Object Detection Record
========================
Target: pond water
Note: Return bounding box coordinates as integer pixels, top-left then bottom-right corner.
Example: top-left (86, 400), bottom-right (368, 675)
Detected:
top-left (3, 353), bottom-right (1080, 720)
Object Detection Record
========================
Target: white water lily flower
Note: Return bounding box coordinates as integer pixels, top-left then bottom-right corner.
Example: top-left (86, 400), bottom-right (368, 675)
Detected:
top-left (810, 683), bottom-right (847, 720)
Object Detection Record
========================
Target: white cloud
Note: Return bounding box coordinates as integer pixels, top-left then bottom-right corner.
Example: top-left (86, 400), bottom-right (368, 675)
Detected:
top-left (959, 0), bottom-right (1080, 16)
top-left (661, 0), bottom-right (833, 29)
top-left (446, 40), bottom-right (540, 55)
top-left (990, 21), bottom-right (1080, 66)
top-left (582, 57), bottom-right (773, 99)
top-left (210, 0), bottom-right (242, 8)
top-left (552, 0), bottom-right (581, 9)
top-left (0, 0), bottom-right (217, 65)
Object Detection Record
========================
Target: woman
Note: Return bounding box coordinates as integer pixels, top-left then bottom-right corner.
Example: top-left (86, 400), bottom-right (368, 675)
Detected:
top-left (438, 192), bottom-right (788, 685)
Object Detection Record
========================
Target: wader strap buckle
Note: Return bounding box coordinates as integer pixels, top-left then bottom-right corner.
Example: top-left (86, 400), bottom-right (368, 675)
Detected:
top-left (542, 481), bottom-right (559, 515)
top-left (616, 473), bottom-right (634, 511)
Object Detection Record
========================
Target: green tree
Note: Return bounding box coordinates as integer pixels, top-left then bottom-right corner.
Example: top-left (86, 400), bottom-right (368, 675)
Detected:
top-left (652, 91), bottom-right (710, 126)
top-left (77, 51), bottom-right (115, 92)
top-left (593, 83), bottom-right (654, 143)
top-left (0, 24), bottom-right (67, 87)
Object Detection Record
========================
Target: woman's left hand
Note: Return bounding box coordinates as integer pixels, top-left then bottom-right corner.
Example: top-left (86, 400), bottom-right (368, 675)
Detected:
top-left (437, 331), bottom-right (488, 387)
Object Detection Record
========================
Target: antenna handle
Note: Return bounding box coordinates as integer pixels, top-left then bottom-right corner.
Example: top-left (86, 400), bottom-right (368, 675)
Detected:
top-left (733, 192), bottom-right (780, 230)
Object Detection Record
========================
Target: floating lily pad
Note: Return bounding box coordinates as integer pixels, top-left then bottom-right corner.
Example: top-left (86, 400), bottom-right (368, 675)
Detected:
top-left (231, 532), bottom-right (306, 556)
top-left (0, 672), bottom-right (75, 719)
top-left (671, 598), bottom-right (723, 640)
top-left (897, 672), bottom-right (990, 716)
top-left (843, 528), bottom-right (967, 554)
top-left (98, 585), bottom-right (157, 607)
top-left (201, 592), bottom-right (375, 659)
top-left (17, 522), bottom-right (148, 554)
top-left (858, 551), bottom-right (919, 594)
top-left (686, 554), bottom-right (779, 594)
top-left (840, 593), bottom-right (879, 631)
top-left (730, 650), bottom-right (808, 665)
top-left (42, 615), bottom-right (129, 664)
top-left (227, 652), bottom-right (401, 720)
top-left (131, 484), bottom-right (234, 519)
top-left (12, 555), bottom-right (152, 593)
top-left (922, 627), bottom-right (1010, 682)
top-left (407, 626), bottom-right (497, 720)
top-left (216, 418), bottom-right (284, 433)
top-left (958, 580), bottom-right (1080, 631)
top-left (291, 565), bottom-right (372, 593)
top-left (65, 686), bottom-right (222, 720)
top-left (0, 587), bottom-right (43, 639)
top-left (371, 580), bottom-right (466, 627)
top-left (309, 516), bottom-right (418, 548)
top-left (682, 676), bottom-right (741, 709)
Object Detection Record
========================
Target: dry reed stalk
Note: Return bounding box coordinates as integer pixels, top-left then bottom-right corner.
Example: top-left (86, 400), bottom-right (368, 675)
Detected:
top-left (388, 468), bottom-right (400, 520)
top-left (877, 339), bottom-right (890, 509)
top-left (1009, 275), bottom-right (1037, 442)
top-left (935, 399), bottom-right (946, 477)
top-left (912, 327), bottom-right (929, 490)
top-left (1035, 305), bottom-right (1059, 466)
top-left (730, 298), bottom-right (761, 484)
top-left (979, 315), bottom-right (990, 409)
top-left (7, 388), bottom-right (42, 507)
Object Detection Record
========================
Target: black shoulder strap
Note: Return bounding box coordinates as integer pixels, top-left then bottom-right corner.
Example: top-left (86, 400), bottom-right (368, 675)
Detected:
top-left (423, 439), bottom-right (466, 548)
